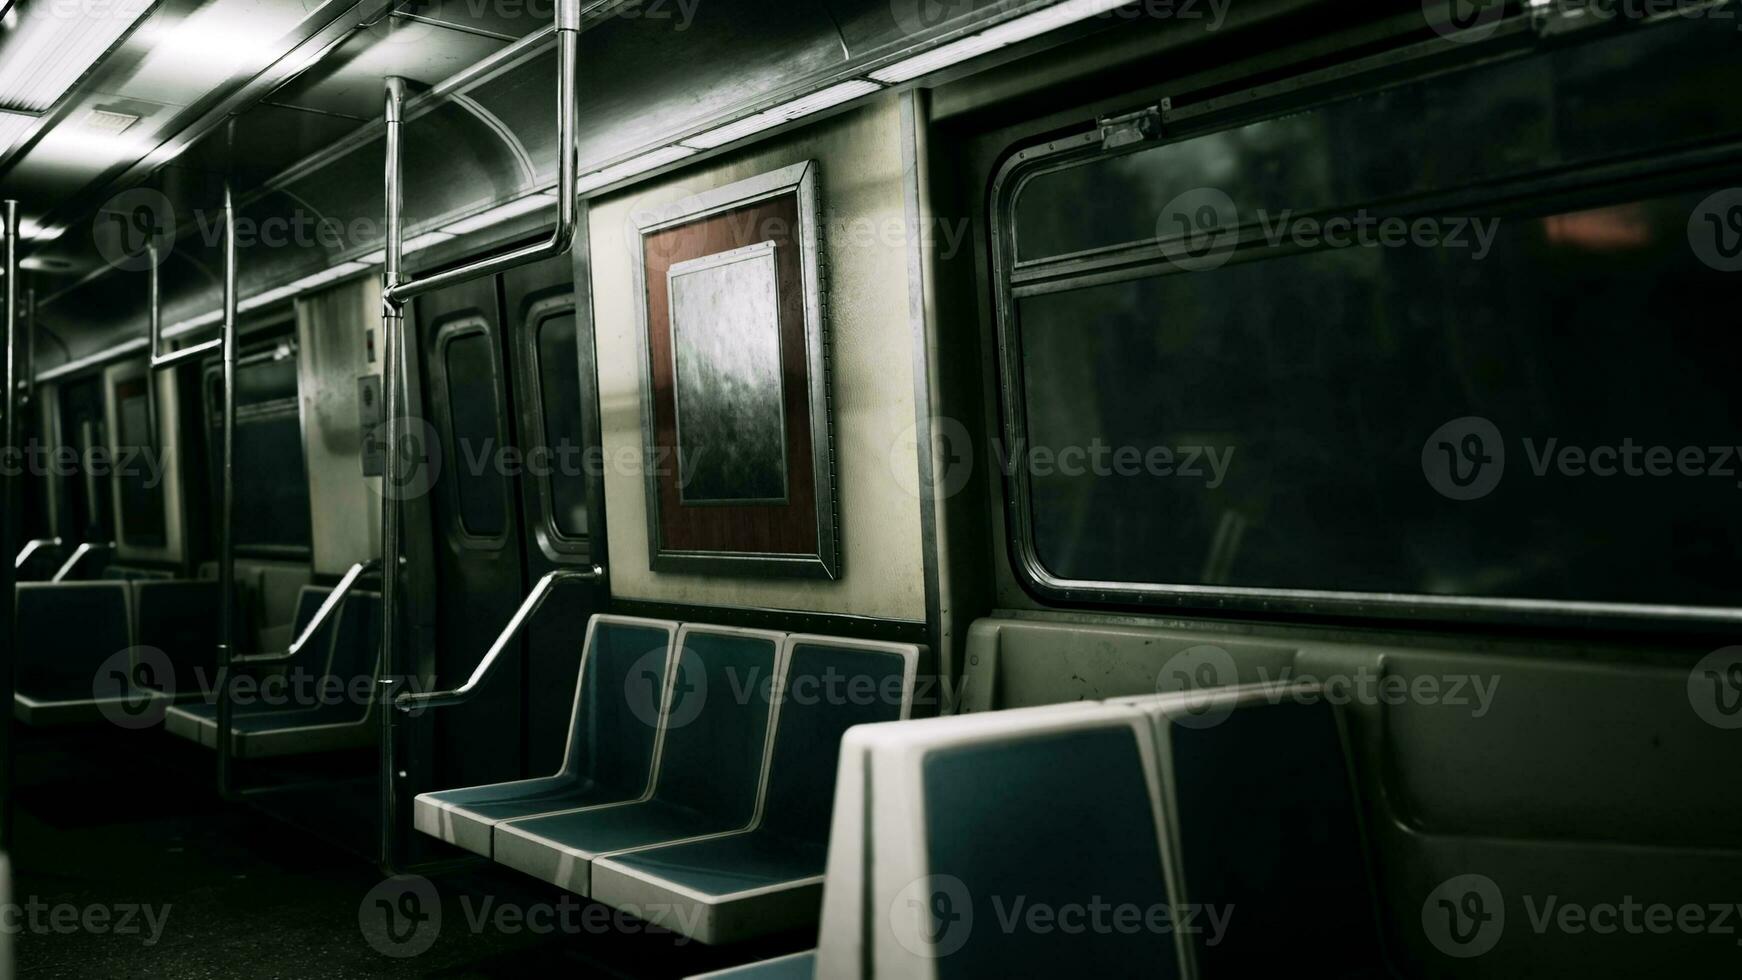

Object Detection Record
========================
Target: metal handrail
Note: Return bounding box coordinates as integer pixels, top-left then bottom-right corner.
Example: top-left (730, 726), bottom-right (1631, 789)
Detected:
top-left (2, 199), bottom-right (16, 850)
top-left (148, 185), bottom-right (234, 370)
top-left (394, 565), bottom-right (602, 713)
top-left (378, 0), bottom-right (580, 308)
top-left (50, 541), bottom-right (113, 583)
top-left (14, 537), bottom-right (61, 570)
top-left (236, 559), bottom-right (381, 666)
top-left (377, 0), bottom-right (585, 868)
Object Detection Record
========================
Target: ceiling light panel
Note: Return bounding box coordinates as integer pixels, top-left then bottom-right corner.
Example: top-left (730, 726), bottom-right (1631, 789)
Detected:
top-left (0, 0), bottom-right (155, 113)
top-left (870, 0), bottom-right (1131, 84)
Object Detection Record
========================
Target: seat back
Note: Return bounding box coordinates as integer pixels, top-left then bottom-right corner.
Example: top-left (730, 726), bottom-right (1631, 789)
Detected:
top-left (757, 636), bottom-right (919, 846)
top-left (559, 616), bottom-right (678, 799)
top-left (14, 582), bottom-right (133, 698)
top-left (129, 580), bottom-right (220, 694)
top-left (320, 589), bottom-right (382, 681)
top-left (822, 704), bottom-right (1182, 979)
top-left (1141, 684), bottom-right (1384, 978)
top-left (647, 625), bottom-right (782, 823)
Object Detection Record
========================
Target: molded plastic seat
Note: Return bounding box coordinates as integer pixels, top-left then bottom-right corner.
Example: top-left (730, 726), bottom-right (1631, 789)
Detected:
top-left (589, 635), bottom-right (919, 945)
top-left (1131, 684), bottom-right (1385, 978)
top-left (812, 702), bottom-right (1183, 979)
top-left (13, 581), bottom-right (135, 726)
top-left (493, 625), bottom-right (784, 894)
top-left (413, 616), bottom-right (678, 857)
top-left (165, 588), bottom-right (385, 758)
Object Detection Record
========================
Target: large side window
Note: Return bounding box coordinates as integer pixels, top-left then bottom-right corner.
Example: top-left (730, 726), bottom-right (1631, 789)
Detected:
top-left (206, 339), bottom-right (312, 555)
top-left (995, 16), bottom-right (1742, 620)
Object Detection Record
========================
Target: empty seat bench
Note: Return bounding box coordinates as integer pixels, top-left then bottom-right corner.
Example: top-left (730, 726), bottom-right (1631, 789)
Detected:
top-left (13, 581), bottom-right (134, 726)
top-left (414, 616), bottom-right (679, 858)
top-left (706, 681), bottom-right (1382, 978)
top-left (588, 634), bottom-right (919, 945)
top-left (165, 586), bottom-right (384, 758)
top-left (493, 624), bottom-right (785, 895)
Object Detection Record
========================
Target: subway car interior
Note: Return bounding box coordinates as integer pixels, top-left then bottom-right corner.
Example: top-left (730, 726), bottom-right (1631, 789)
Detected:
top-left (0, 0), bottom-right (1739, 975)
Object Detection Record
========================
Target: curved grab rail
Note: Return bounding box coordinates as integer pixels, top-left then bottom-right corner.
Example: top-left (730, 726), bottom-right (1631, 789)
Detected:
top-left (236, 559), bottom-right (381, 666)
top-left (148, 185), bottom-right (235, 370)
top-left (50, 541), bottom-right (114, 583)
top-left (378, 0), bottom-right (581, 308)
top-left (14, 537), bottom-right (62, 570)
top-left (394, 565), bottom-right (602, 713)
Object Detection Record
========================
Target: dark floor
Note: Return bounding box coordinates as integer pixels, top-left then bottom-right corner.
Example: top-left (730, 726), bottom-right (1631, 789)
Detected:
top-left (10, 726), bottom-right (807, 978)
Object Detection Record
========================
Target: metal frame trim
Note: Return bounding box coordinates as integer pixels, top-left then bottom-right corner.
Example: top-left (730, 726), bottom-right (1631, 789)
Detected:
top-left (630, 160), bottom-right (840, 580)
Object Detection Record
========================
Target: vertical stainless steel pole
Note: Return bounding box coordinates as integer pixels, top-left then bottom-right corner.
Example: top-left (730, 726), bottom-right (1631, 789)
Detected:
top-left (1, 201), bottom-right (19, 849)
top-left (215, 185), bottom-right (239, 796)
top-left (378, 74), bottom-right (407, 871)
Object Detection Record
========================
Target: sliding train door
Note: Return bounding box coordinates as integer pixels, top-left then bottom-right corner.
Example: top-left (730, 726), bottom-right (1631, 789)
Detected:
top-left (397, 249), bottom-right (606, 866)
top-left (415, 276), bottom-right (528, 796)
top-left (501, 255), bottom-right (605, 776)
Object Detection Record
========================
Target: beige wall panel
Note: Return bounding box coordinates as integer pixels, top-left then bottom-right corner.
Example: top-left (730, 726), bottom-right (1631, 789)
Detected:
top-left (591, 95), bottom-right (925, 621)
top-left (296, 275), bottom-right (383, 576)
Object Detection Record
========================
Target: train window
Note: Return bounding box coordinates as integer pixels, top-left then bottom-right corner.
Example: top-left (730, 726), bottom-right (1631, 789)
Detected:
top-left (996, 18), bottom-right (1742, 619)
top-left (1013, 19), bottom-right (1742, 262)
top-left (112, 376), bottom-right (167, 548)
top-left (206, 343), bottom-right (312, 554)
top-left (533, 308), bottom-right (589, 539)
top-left (437, 323), bottom-right (510, 540)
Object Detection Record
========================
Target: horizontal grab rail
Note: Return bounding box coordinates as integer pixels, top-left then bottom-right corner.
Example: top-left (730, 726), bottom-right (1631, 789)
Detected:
top-left (394, 565), bottom-right (603, 713)
top-left (15, 537), bottom-right (62, 570)
top-left (51, 541), bottom-right (113, 583)
top-left (236, 559), bottom-right (381, 666)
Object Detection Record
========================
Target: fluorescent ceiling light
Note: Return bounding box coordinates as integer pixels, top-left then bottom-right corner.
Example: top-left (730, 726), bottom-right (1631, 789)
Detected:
top-left (574, 145), bottom-right (697, 195)
top-left (683, 80), bottom-right (883, 150)
top-left (0, 0), bottom-right (154, 113)
top-left (20, 217), bottom-right (64, 241)
top-left (439, 192), bottom-right (558, 237)
top-left (358, 230), bottom-right (456, 266)
top-left (870, 0), bottom-right (1132, 84)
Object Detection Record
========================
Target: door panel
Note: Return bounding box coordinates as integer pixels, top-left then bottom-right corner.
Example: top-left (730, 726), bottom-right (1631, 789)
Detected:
top-left (502, 254), bottom-right (607, 776)
top-left (414, 276), bottom-right (527, 791)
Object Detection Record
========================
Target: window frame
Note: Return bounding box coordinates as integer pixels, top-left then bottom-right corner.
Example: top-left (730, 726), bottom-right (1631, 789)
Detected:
top-left (987, 14), bottom-right (1742, 631)
top-left (201, 336), bottom-right (314, 561)
top-left (519, 294), bottom-right (591, 556)
top-left (429, 316), bottom-right (514, 550)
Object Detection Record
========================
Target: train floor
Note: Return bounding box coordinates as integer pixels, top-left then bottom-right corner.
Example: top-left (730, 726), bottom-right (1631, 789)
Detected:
top-left (9, 726), bottom-right (807, 978)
